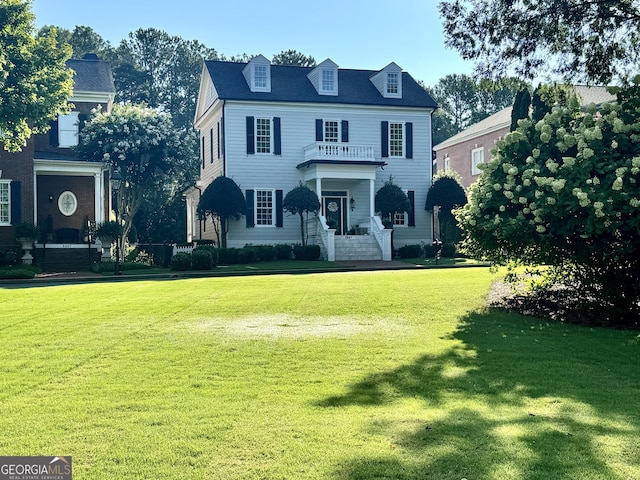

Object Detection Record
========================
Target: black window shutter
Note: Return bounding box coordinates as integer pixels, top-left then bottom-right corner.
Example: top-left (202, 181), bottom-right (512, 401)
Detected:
top-left (407, 190), bottom-right (415, 227)
top-left (217, 122), bottom-right (221, 158)
top-left (275, 189), bottom-right (283, 227)
top-left (49, 119), bottom-right (59, 147)
top-left (315, 119), bottom-right (323, 142)
top-left (246, 116), bottom-right (255, 154)
top-left (245, 189), bottom-right (255, 228)
top-left (201, 136), bottom-right (205, 169)
top-left (341, 120), bottom-right (349, 142)
top-left (406, 122), bottom-right (413, 159)
top-left (10, 181), bottom-right (21, 225)
top-left (220, 117), bottom-right (225, 159)
top-left (381, 121), bottom-right (389, 158)
top-left (274, 117), bottom-right (281, 155)
top-left (209, 128), bottom-right (214, 163)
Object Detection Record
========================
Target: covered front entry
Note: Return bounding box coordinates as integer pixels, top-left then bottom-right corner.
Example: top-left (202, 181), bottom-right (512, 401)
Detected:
top-left (322, 192), bottom-right (348, 235)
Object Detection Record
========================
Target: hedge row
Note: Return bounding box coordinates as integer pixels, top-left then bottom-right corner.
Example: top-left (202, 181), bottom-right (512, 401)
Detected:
top-left (171, 244), bottom-right (321, 271)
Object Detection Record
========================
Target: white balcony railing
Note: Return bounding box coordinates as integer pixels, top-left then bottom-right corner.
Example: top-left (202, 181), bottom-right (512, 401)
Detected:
top-left (304, 143), bottom-right (375, 162)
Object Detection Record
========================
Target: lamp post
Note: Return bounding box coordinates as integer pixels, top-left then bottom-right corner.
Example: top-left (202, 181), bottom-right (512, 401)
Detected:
top-left (111, 168), bottom-right (123, 275)
top-left (432, 238), bottom-right (443, 265)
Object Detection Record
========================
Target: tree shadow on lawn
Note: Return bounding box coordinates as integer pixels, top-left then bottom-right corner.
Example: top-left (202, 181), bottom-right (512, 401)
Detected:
top-left (317, 309), bottom-right (640, 480)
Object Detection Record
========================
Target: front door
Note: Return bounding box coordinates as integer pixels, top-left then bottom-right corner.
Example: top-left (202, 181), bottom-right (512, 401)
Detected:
top-left (323, 196), bottom-right (347, 235)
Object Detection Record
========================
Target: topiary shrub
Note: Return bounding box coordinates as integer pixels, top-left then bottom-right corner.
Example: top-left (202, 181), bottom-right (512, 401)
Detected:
top-left (217, 248), bottom-right (238, 265)
top-left (397, 244), bottom-right (422, 258)
top-left (237, 246), bottom-right (258, 264)
top-left (275, 244), bottom-right (292, 260)
top-left (192, 249), bottom-right (213, 270)
top-left (193, 245), bottom-right (218, 267)
top-left (171, 252), bottom-right (191, 271)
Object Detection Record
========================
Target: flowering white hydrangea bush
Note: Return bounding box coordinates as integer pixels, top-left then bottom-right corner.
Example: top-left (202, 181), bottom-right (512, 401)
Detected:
top-left (457, 79), bottom-right (640, 322)
top-left (76, 103), bottom-right (181, 248)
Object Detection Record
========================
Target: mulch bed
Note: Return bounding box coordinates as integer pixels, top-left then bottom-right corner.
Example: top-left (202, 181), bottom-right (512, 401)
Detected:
top-left (486, 280), bottom-right (640, 329)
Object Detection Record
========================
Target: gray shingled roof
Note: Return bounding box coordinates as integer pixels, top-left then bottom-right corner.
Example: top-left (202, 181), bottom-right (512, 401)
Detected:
top-left (66, 56), bottom-right (115, 94)
top-left (205, 61), bottom-right (437, 108)
top-left (434, 85), bottom-right (616, 150)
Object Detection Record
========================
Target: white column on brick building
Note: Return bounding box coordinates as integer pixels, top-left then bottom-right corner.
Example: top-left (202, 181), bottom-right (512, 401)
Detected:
top-left (94, 173), bottom-right (102, 223)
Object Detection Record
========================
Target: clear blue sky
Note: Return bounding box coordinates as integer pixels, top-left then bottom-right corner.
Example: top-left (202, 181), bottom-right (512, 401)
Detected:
top-left (31, 0), bottom-right (473, 87)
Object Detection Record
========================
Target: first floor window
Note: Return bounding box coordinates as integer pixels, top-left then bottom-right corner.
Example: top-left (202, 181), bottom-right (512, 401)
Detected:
top-left (0, 181), bottom-right (10, 224)
top-left (393, 211), bottom-right (407, 226)
top-left (256, 118), bottom-right (272, 154)
top-left (256, 189), bottom-right (274, 226)
top-left (471, 147), bottom-right (485, 175)
top-left (389, 122), bottom-right (404, 157)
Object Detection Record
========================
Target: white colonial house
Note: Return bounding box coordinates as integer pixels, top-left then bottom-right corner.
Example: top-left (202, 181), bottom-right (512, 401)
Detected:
top-left (187, 55), bottom-right (438, 260)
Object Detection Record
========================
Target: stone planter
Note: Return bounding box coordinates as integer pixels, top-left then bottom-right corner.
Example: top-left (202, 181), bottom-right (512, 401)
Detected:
top-left (98, 237), bottom-right (114, 261)
top-left (17, 237), bottom-right (34, 265)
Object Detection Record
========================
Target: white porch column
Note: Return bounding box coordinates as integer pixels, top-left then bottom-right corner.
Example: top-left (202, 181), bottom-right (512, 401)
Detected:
top-left (94, 173), bottom-right (102, 223)
top-left (369, 179), bottom-right (375, 217)
top-left (33, 171), bottom-right (38, 225)
top-left (315, 177), bottom-right (322, 198)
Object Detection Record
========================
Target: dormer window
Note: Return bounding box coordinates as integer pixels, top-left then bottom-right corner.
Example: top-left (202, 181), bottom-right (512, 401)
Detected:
top-left (308, 59), bottom-right (339, 96)
top-left (242, 55), bottom-right (271, 93)
top-left (371, 62), bottom-right (403, 98)
top-left (322, 69), bottom-right (335, 93)
top-left (254, 65), bottom-right (267, 89)
top-left (386, 72), bottom-right (399, 95)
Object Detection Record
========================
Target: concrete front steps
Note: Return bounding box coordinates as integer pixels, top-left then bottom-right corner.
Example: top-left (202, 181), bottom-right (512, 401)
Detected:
top-left (334, 235), bottom-right (382, 261)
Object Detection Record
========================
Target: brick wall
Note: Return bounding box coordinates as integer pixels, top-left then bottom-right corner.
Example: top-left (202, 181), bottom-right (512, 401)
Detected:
top-left (436, 126), bottom-right (509, 189)
top-left (37, 175), bottom-right (95, 235)
top-left (0, 138), bottom-right (35, 247)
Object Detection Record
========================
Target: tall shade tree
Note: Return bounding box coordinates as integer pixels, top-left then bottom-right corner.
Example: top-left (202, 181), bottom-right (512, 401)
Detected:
top-left (38, 25), bottom-right (110, 59)
top-left (0, 0), bottom-right (73, 152)
top-left (283, 183), bottom-right (320, 246)
top-left (197, 176), bottom-right (246, 248)
top-left (427, 75), bottom-right (528, 144)
top-left (457, 79), bottom-right (640, 325)
top-left (76, 103), bottom-right (181, 259)
top-left (272, 49), bottom-right (316, 67)
top-left (439, 0), bottom-right (640, 84)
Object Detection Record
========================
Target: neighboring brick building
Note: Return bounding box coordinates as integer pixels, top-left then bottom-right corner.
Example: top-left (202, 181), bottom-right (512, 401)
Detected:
top-left (0, 54), bottom-right (116, 271)
top-left (434, 86), bottom-right (617, 189)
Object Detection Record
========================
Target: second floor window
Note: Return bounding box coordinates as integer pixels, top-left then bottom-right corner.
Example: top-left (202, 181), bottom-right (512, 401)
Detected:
top-left (58, 112), bottom-right (80, 148)
top-left (389, 122), bottom-right (404, 157)
top-left (471, 147), bottom-right (485, 175)
top-left (255, 118), bottom-right (271, 154)
top-left (324, 121), bottom-right (339, 142)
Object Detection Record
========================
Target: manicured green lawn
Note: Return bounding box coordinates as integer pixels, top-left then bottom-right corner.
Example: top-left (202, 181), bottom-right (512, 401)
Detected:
top-left (1, 269), bottom-right (638, 479)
